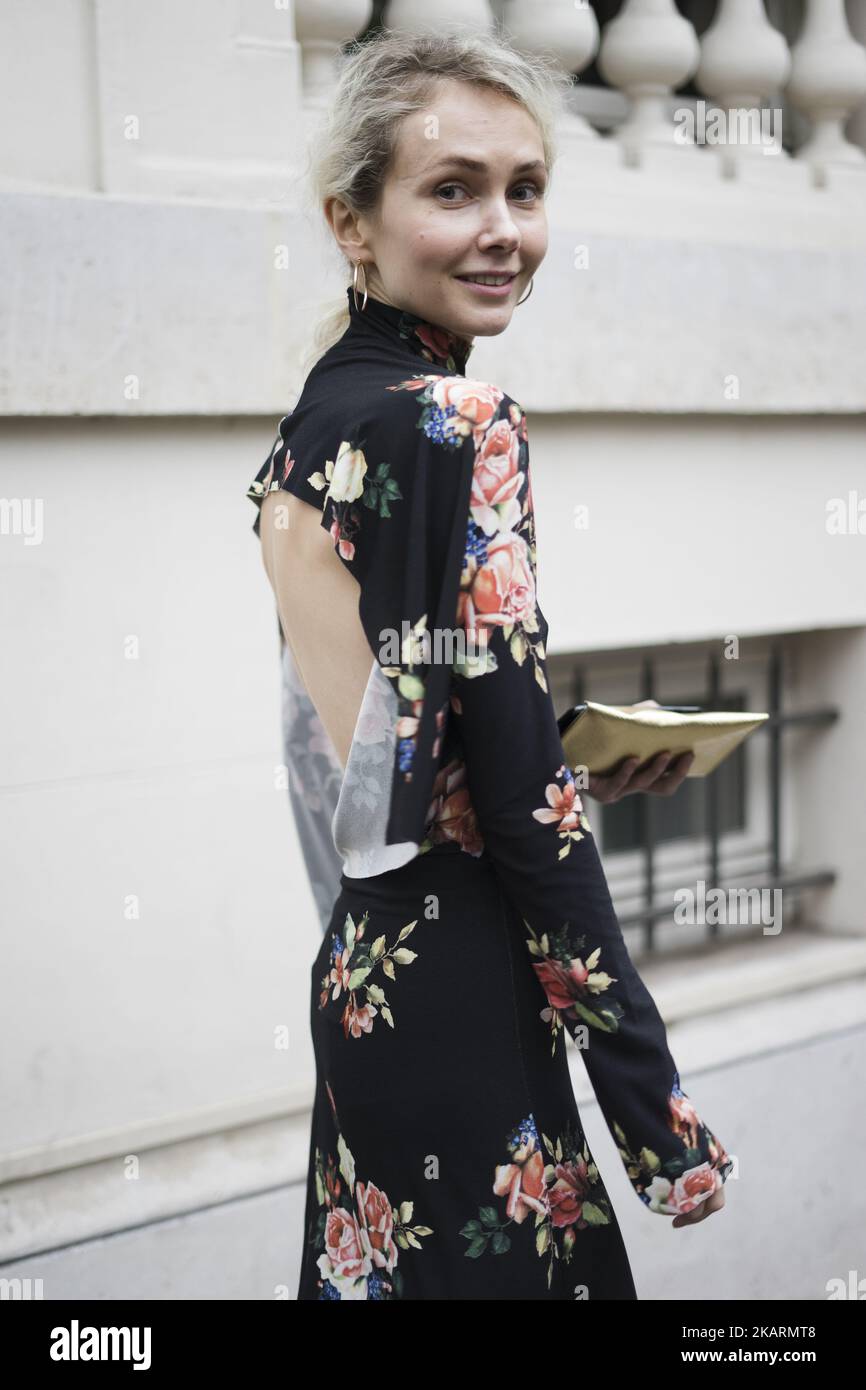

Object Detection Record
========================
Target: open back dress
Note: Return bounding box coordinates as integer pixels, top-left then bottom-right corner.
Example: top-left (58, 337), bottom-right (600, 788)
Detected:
top-left (246, 287), bottom-right (733, 1301)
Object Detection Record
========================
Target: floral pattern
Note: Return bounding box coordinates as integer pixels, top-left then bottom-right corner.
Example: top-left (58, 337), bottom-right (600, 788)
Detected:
top-left (387, 374), bottom-right (548, 691)
top-left (302, 416), bottom-right (448, 785)
top-left (246, 424), bottom-right (295, 501)
top-left (297, 366), bottom-right (551, 793)
top-left (523, 920), bottom-right (624, 1053)
top-left (613, 1073), bottom-right (734, 1216)
top-left (460, 1112), bottom-right (614, 1291)
top-left (308, 438), bottom-right (403, 562)
top-left (307, 1081), bottom-right (433, 1299)
top-left (246, 289), bottom-right (734, 1291)
top-left (419, 754), bottom-right (485, 857)
top-left (318, 910), bottom-right (418, 1039)
top-left (532, 763), bottom-right (592, 860)
top-left (396, 311), bottom-right (472, 375)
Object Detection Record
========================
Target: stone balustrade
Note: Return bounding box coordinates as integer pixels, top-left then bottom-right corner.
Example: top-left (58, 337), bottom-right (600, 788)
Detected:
top-left (294, 0), bottom-right (866, 188)
top-left (1, 0), bottom-right (864, 416)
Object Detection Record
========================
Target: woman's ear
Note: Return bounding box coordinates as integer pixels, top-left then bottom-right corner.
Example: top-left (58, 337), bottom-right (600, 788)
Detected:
top-left (323, 195), bottom-right (369, 265)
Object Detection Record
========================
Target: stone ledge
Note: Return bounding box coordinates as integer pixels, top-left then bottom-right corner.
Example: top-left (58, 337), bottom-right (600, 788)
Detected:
top-left (2, 189), bottom-right (865, 416)
top-left (0, 1106), bottom-right (310, 1267)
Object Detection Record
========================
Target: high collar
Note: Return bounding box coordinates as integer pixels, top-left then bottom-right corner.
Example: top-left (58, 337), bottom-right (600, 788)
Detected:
top-left (345, 286), bottom-right (474, 376)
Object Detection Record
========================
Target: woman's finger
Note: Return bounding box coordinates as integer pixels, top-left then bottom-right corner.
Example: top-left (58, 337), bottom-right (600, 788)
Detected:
top-left (586, 756), bottom-right (641, 803)
top-left (650, 750), bottom-right (695, 796)
top-left (672, 1184), bottom-right (726, 1227)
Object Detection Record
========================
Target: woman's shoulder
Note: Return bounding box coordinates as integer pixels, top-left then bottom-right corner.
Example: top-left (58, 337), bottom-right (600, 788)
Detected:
top-left (358, 369), bottom-right (527, 456)
top-left (298, 328), bottom-right (522, 416)
top-left (253, 363), bottom-right (528, 511)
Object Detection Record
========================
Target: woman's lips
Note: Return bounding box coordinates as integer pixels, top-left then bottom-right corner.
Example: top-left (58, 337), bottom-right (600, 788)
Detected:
top-left (455, 273), bottom-right (518, 298)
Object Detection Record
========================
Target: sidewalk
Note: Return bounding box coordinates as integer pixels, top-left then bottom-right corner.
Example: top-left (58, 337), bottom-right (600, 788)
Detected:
top-left (569, 927), bottom-right (866, 1300)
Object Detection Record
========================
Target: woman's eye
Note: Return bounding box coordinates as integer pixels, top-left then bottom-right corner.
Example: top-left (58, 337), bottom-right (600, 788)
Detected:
top-left (436, 182), bottom-right (469, 202)
top-left (435, 181), bottom-right (543, 203)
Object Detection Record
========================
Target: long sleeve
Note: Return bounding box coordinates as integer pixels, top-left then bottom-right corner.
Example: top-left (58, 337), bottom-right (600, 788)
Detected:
top-left (442, 377), bottom-right (733, 1219)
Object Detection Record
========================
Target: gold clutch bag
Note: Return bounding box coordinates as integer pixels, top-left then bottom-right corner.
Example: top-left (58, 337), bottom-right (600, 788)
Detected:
top-left (557, 700), bottom-right (769, 779)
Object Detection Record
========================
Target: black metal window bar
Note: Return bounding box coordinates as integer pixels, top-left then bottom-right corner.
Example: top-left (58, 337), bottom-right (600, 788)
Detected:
top-left (568, 641), bottom-right (838, 952)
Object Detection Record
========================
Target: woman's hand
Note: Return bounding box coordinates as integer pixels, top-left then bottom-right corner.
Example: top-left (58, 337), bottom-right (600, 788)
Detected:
top-left (671, 1180), bottom-right (726, 1228)
top-left (584, 701), bottom-right (695, 803)
top-left (587, 749), bottom-right (695, 803)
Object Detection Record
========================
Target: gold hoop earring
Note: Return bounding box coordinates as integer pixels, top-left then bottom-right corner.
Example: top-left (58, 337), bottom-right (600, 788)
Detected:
top-left (352, 261), bottom-right (368, 312)
top-left (517, 276), bottom-right (534, 306)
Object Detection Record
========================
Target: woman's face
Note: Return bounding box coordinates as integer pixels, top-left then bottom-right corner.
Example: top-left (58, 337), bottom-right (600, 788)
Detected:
top-left (334, 79), bottom-right (549, 342)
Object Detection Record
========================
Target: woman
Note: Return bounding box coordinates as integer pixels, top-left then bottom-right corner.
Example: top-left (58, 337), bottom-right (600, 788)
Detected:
top-left (247, 29), bottom-right (731, 1302)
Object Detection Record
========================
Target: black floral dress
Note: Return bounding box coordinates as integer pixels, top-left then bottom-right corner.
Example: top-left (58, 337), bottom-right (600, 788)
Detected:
top-left (246, 288), bottom-right (733, 1301)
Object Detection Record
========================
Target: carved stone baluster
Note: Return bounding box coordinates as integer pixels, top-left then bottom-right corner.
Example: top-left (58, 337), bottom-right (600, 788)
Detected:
top-left (597, 0), bottom-right (701, 166)
top-left (846, 0), bottom-right (866, 156)
top-left (786, 0), bottom-right (866, 182)
top-left (500, 0), bottom-right (601, 141)
top-left (695, 0), bottom-right (792, 178)
top-left (294, 0), bottom-right (372, 107)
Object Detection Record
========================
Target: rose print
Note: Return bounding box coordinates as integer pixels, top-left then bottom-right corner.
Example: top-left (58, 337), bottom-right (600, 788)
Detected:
top-left (307, 1086), bottom-right (432, 1300)
top-left (356, 1181), bottom-right (400, 1274)
top-left (644, 1162), bottom-right (723, 1217)
top-left (389, 375), bottom-right (546, 688)
top-left (318, 1208), bottom-right (372, 1297)
top-left (408, 318), bottom-right (470, 371)
top-left (612, 1071), bottom-right (734, 1214)
top-left (312, 439), bottom-right (367, 503)
top-left (523, 921), bottom-right (623, 1051)
top-left (309, 441), bottom-right (403, 564)
top-left (547, 1155), bottom-right (595, 1229)
top-left (470, 418), bottom-right (523, 536)
top-left (422, 757), bottom-right (485, 857)
top-left (318, 910), bottom-right (419, 1039)
top-left (429, 376), bottom-right (504, 444)
top-left (460, 1114), bottom-right (612, 1290)
top-left (463, 529), bottom-right (536, 630)
top-left (493, 1127), bottom-right (548, 1225)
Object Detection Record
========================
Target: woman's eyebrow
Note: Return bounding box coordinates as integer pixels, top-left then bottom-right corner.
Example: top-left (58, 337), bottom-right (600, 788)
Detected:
top-left (423, 155), bottom-right (547, 176)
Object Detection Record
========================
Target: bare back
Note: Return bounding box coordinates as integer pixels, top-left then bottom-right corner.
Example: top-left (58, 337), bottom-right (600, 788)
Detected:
top-left (258, 489), bottom-right (373, 772)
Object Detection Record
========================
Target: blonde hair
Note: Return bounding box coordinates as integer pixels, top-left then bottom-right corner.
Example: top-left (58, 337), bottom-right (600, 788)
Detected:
top-left (297, 25), bottom-right (573, 375)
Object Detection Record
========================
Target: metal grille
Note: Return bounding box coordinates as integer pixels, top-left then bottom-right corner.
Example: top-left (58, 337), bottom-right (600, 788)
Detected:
top-left (563, 641), bottom-right (838, 952)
